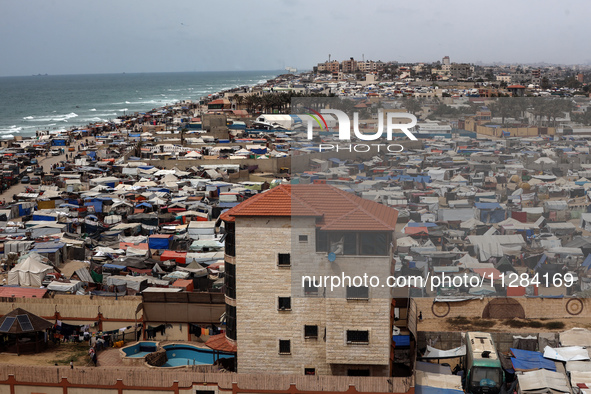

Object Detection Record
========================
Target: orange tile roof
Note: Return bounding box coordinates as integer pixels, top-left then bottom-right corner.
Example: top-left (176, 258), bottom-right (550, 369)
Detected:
top-left (0, 287), bottom-right (48, 299)
top-left (205, 333), bottom-right (237, 353)
top-left (221, 184), bottom-right (397, 231)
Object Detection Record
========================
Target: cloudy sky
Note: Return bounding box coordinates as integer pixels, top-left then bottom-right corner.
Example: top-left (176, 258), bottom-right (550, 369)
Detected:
top-left (0, 0), bottom-right (589, 76)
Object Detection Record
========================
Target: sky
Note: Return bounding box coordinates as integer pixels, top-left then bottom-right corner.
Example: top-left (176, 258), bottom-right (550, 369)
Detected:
top-left (0, 0), bottom-right (590, 77)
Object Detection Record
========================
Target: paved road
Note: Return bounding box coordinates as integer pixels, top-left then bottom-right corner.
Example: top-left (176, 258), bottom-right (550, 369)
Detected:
top-left (0, 143), bottom-right (84, 202)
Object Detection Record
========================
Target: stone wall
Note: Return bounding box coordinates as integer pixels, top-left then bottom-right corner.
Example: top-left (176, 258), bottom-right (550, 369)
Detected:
top-left (234, 216), bottom-right (392, 376)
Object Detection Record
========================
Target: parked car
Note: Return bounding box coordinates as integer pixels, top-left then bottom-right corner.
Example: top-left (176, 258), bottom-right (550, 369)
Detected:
top-left (26, 166), bottom-right (33, 173)
top-left (30, 177), bottom-right (41, 185)
top-left (34, 167), bottom-right (44, 175)
top-left (21, 176), bottom-right (30, 183)
top-left (50, 149), bottom-right (61, 156)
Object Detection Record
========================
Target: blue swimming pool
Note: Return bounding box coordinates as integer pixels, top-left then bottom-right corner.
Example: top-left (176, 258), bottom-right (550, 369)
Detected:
top-left (122, 341), bottom-right (158, 358)
top-left (161, 344), bottom-right (233, 367)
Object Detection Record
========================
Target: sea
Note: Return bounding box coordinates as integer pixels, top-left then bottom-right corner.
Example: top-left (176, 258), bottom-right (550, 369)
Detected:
top-left (0, 70), bottom-right (281, 139)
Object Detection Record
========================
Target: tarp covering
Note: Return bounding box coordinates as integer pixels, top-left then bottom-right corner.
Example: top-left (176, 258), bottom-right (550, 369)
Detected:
top-left (415, 371), bottom-right (462, 393)
top-left (543, 345), bottom-right (590, 362)
top-left (46, 280), bottom-right (83, 293)
top-left (510, 348), bottom-right (556, 371)
top-left (559, 327), bottom-right (591, 347)
top-left (105, 275), bottom-right (147, 292)
top-left (517, 369), bottom-right (570, 393)
top-left (422, 345), bottom-right (466, 359)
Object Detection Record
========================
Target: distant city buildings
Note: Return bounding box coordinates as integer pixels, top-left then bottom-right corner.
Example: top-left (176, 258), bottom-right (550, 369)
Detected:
top-left (311, 56), bottom-right (590, 93)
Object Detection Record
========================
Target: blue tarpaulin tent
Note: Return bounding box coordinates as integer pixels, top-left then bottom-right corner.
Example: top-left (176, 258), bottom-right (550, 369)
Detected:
top-left (392, 335), bottom-right (410, 347)
top-left (32, 213), bottom-right (57, 221)
top-left (102, 264), bottom-right (126, 271)
top-left (475, 202), bottom-right (505, 223)
top-left (408, 222), bottom-right (438, 227)
top-left (84, 200), bottom-right (103, 213)
top-left (510, 348), bottom-right (556, 371)
top-left (148, 235), bottom-right (172, 250)
top-left (18, 203), bottom-right (35, 217)
top-left (582, 254), bottom-right (591, 271)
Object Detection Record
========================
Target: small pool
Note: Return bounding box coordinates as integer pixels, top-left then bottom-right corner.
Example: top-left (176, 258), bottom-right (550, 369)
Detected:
top-left (161, 344), bottom-right (233, 367)
top-left (122, 341), bottom-right (158, 358)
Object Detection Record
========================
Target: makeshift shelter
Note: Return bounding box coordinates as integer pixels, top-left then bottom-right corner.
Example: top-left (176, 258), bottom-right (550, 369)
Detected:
top-left (7, 254), bottom-right (54, 287)
top-left (510, 348), bottom-right (556, 372)
top-left (0, 308), bottom-right (53, 354)
top-left (517, 369), bottom-right (571, 393)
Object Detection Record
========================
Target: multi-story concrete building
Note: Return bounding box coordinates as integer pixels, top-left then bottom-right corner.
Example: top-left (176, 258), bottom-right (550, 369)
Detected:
top-left (449, 63), bottom-right (473, 79)
top-left (341, 57), bottom-right (358, 73)
top-left (317, 61), bottom-right (341, 73)
top-left (220, 184), bottom-right (401, 377)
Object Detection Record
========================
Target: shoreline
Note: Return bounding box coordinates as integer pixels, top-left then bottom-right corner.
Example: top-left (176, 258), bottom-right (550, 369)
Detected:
top-left (0, 70), bottom-right (285, 141)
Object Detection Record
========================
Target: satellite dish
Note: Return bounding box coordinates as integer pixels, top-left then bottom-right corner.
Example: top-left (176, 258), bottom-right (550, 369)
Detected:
top-left (327, 252), bottom-right (336, 262)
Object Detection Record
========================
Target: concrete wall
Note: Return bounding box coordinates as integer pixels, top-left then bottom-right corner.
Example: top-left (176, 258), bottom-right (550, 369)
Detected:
top-left (0, 295), bottom-right (142, 328)
top-left (414, 297), bottom-right (591, 320)
top-left (144, 322), bottom-right (188, 341)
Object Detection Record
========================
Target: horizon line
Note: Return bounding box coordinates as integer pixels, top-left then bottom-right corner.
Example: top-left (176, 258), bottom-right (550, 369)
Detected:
top-left (0, 69), bottom-right (292, 78)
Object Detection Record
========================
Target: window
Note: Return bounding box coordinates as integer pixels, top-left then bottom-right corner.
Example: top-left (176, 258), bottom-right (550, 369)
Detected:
top-left (329, 232), bottom-right (357, 255)
top-left (347, 369), bottom-right (370, 376)
top-left (316, 231), bottom-right (390, 256)
top-left (346, 286), bottom-right (369, 300)
top-left (278, 297), bottom-right (291, 310)
top-left (224, 262), bottom-right (236, 299)
top-left (279, 339), bottom-right (291, 354)
top-left (316, 229), bottom-right (328, 252)
top-left (304, 325), bottom-right (318, 339)
top-left (304, 368), bottom-right (316, 375)
top-left (224, 222), bottom-right (235, 256)
top-left (299, 234), bottom-right (308, 242)
top-left (347, 330), bottom-right (369, 344)
top-left (359, 232), bottom-right (389, 255)
top-left (303, 280), bottom-right (320, 296)
top-left (278, 253), bottom-right (291, 267)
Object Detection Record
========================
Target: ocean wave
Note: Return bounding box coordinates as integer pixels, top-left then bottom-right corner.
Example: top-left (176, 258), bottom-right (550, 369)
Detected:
top-left (23, 112), bottom-right (78, 122)
top-left (90, 108), bottom-right (97, 111)
top-left (118, 108), bottom-right (129, 112)
top-left (0, 134), bottom-right (14, 139)
top-left (82, 117), bottom-right (106, 123)
top-left (0, 125), bottom-right (22, 134)
top-left (112, 99), bottom-right (162, 105)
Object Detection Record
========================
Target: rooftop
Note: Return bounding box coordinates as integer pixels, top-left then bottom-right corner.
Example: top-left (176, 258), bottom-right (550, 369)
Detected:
top-left (220, 184), bottom-right (398, 231)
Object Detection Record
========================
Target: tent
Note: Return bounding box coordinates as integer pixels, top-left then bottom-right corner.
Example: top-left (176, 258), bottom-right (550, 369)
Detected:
top-left (510, 348), bottom-right (556, 371)
top-left (7, 254), bottom-right (54, 287)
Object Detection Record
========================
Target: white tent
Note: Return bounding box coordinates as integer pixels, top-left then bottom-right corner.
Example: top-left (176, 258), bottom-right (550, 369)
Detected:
top-left (7, 254), bottom-right (54, 287)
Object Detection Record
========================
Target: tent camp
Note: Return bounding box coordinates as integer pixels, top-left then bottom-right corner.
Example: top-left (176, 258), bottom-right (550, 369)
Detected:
top-left (7, 254), bottom-right (54, 287)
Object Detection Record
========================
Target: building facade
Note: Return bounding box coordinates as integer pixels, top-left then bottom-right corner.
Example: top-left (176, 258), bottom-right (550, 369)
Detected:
top-left (221, 184), bottom-right (399, 376)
